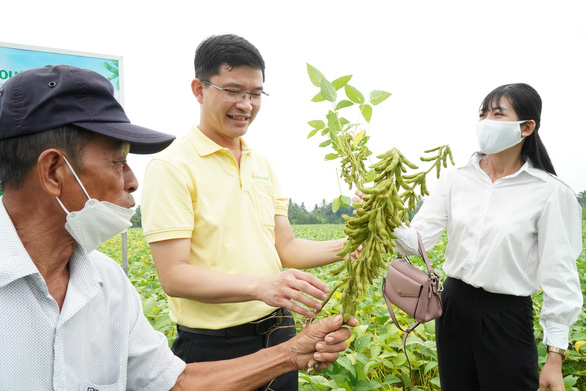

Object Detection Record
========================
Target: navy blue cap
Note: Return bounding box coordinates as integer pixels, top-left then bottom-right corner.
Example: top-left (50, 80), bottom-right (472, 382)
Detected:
top-left (0, 65), bottom-right (175, 154)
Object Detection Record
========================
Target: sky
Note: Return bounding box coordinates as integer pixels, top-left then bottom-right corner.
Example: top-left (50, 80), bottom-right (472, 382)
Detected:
top-left (1, 0), bottom-right (585, 208)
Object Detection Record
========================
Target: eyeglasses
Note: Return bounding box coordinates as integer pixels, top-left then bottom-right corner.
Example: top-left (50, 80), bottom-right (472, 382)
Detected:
top-left (201, 80), bottom-right (268, 105)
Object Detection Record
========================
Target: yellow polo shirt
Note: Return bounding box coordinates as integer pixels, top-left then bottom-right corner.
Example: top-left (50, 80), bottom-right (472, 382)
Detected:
top-left (141, 127), bottom-right (288, 329)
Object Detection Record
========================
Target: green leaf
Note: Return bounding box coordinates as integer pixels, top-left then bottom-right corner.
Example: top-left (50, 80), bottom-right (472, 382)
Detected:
top-left (424, 361), bottom-right (438, 374)
top-left (142, 297), bottom-right (155, 313)
top-left (332, 75), bottom-right (352, 90)
top-left (311, 92), bottom-right (325, 102)
top-left (360, 104), bottom-right (373, 123)
top-left (370, 90), bottom-right (392, 105)
top-left (332, 197), bottom-right (341, 213)
top-left (325, 153), bottom-right (339, 161)
top-left (340, 195), bottom-right (351, 207)
top-left (306, 63), bottom-right (324, 87)
top-left (382, 374), bottom-right (402, 385)
top-left (335, 356), bottom-right (356, 377)
top-left (328, 127), bottom-right (338, 141)
top-left (564, 375), bottom-right (578, 387)
top-left (307, 128), bottom-right (318, 139)
top-left (345, 84), bottom-right (365, 104)
top-left (381, 359), bottom-right (395, 370)
top-left (319, 140), bottom-right (332, 148)
top-left (355, 334), bottom-right (372, 352)
top-left (353, 380), bottom-right (377, 391)
top-left (153, 317), bottom-right (170, 330)
top-left (307, 120), bottom-right (326, 130)
top-left (365, 169), bottom-right (376, 183)
top-left (327, 111), bottom-right (342, 133)
top-left (335, 100), bottom-right (354, 110)
top-left (430, 377), bottom-right (442, 387)
top-left (320, 78), bottom-right (337, 102)
top-left (358, 135), bottom-right (370, 147)
top-left (362, 360), bottom-right (379, 375)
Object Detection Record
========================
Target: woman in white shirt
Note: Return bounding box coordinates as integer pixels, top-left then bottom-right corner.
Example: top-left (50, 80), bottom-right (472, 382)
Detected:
top-left (393, 83), bottom-right (583, 391)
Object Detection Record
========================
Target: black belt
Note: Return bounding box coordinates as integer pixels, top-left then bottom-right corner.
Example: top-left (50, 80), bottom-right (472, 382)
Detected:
top-left (178, 308), bottom-right (287, 338)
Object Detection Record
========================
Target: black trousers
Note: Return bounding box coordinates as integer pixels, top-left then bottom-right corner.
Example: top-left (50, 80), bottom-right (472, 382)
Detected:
top-left (171, 310), bottom-right (298, 391)
top-left (435, 277), bottom-right (539, 391)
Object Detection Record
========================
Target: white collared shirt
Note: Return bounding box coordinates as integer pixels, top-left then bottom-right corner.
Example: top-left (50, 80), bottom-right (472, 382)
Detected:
top-left (395, 153), bottom-right (583, 349)
top-left (0, 198), bottom-right (185, 391)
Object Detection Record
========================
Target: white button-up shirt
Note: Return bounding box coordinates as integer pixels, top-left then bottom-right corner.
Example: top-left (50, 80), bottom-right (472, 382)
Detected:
top-left (395, 154), bottom-right (583, 349)
top-left (0, 198), bottom-right (185, 391)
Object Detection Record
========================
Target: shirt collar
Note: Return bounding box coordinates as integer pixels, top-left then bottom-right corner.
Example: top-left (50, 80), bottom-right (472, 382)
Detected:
top-left (0, 196), bottom-right (103, 291)
top-left (470, 152), bottom-right (550, 183)
top-left (0, 198), bottom-right (40, 288)
top-left (188, 126), bottom-right (252, 157)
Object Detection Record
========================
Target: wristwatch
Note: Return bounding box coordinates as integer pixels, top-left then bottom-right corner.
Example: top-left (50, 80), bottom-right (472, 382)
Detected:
top-left (546, 345), bottom-right (567, 359)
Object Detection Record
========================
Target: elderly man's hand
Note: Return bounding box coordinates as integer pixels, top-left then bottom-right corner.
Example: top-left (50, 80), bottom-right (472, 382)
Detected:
top-left (288, 315), bottom-right (357, 371)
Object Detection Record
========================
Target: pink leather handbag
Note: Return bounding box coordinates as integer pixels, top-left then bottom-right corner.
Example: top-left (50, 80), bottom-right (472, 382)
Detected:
top-left (382, 232), bottom-right (443, 371)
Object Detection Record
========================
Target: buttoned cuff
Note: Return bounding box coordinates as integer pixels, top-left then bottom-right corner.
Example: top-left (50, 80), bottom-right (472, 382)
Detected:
top-left (539, 318), bottom-right (570, 350)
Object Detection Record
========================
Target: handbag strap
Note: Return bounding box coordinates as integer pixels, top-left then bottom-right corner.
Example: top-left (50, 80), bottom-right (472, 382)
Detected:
top-left (382, 280), bottom-right (406, 332)
top-left (401, 322), bottom-right (420, 378)
top-left (416, 232), bottom-right (439, 280)
top-left (382, 277), bottom-right (420, 377)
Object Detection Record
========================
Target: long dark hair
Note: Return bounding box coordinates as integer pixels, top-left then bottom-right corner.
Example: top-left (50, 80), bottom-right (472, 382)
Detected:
top-left (479, 83), bottom-right (556, 175)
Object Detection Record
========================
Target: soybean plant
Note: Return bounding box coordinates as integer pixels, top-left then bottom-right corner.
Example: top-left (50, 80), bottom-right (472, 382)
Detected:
top-left (305, 64), bottom-right (454, 323)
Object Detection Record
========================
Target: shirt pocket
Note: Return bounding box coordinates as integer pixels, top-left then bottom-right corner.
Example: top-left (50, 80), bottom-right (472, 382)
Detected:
top-left (79, 381), bottom-right (121, 391)
top-left (253, 181), bottom-right (276, 228)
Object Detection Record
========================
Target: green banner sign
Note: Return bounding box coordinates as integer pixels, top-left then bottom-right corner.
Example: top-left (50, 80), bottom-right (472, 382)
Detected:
top-left (0, 42), bottom-right (123, 103)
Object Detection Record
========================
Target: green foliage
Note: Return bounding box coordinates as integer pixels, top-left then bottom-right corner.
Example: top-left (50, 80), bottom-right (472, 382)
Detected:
top-left (288, 198), bottom-right (355, 225)
top-left (131, 205), bottom-right (142, 228)
top-left (298, 226), bottom-right (445, 390)
top-left (306, 63), bottom-right (391, 194)
top-left (578, 191), bottom-right (586, 207)
top-left (98, 229), bottom-right (176, 345)
top-left (295, 224), bottom-right (586, 391)
top-left (578, 190), bottom-right (586, 220)
top-left (305, 65), bottom-right (454, 322)
top-left (99, 223), bottom-right (586, 390)
top-left (557, 220), bottom-right (586, 391)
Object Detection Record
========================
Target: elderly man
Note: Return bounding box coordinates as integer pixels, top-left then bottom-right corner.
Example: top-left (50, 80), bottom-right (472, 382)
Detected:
top-left (0, 65), bottom-right (354, 390)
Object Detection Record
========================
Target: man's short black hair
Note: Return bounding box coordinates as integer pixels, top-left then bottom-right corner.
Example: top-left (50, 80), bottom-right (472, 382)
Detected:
top-left (194, 34), bottom-right (265, 81)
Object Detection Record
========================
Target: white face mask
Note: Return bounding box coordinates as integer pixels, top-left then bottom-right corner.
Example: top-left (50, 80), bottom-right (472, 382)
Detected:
top-left (476, 119), bottom-right (528, 154)
top-left (56, 157), bottom-right (134, 254)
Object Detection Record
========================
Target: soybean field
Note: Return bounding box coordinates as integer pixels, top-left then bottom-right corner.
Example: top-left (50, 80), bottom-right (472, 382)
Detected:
top-left (99, 223), bottom-right (586, 391)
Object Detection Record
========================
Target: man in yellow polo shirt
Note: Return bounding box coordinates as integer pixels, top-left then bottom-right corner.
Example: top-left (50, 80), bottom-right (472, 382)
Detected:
top-left (141, 34), bottom-right (347, 390)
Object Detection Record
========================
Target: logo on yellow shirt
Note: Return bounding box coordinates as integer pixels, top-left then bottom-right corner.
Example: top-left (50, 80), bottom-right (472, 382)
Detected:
top-left (252, 173), bottom-right (270, 182)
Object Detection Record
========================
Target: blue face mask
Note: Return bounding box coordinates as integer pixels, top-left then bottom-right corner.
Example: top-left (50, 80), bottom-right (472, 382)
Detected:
top-left (55, 157), bottom-right (134, 254)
